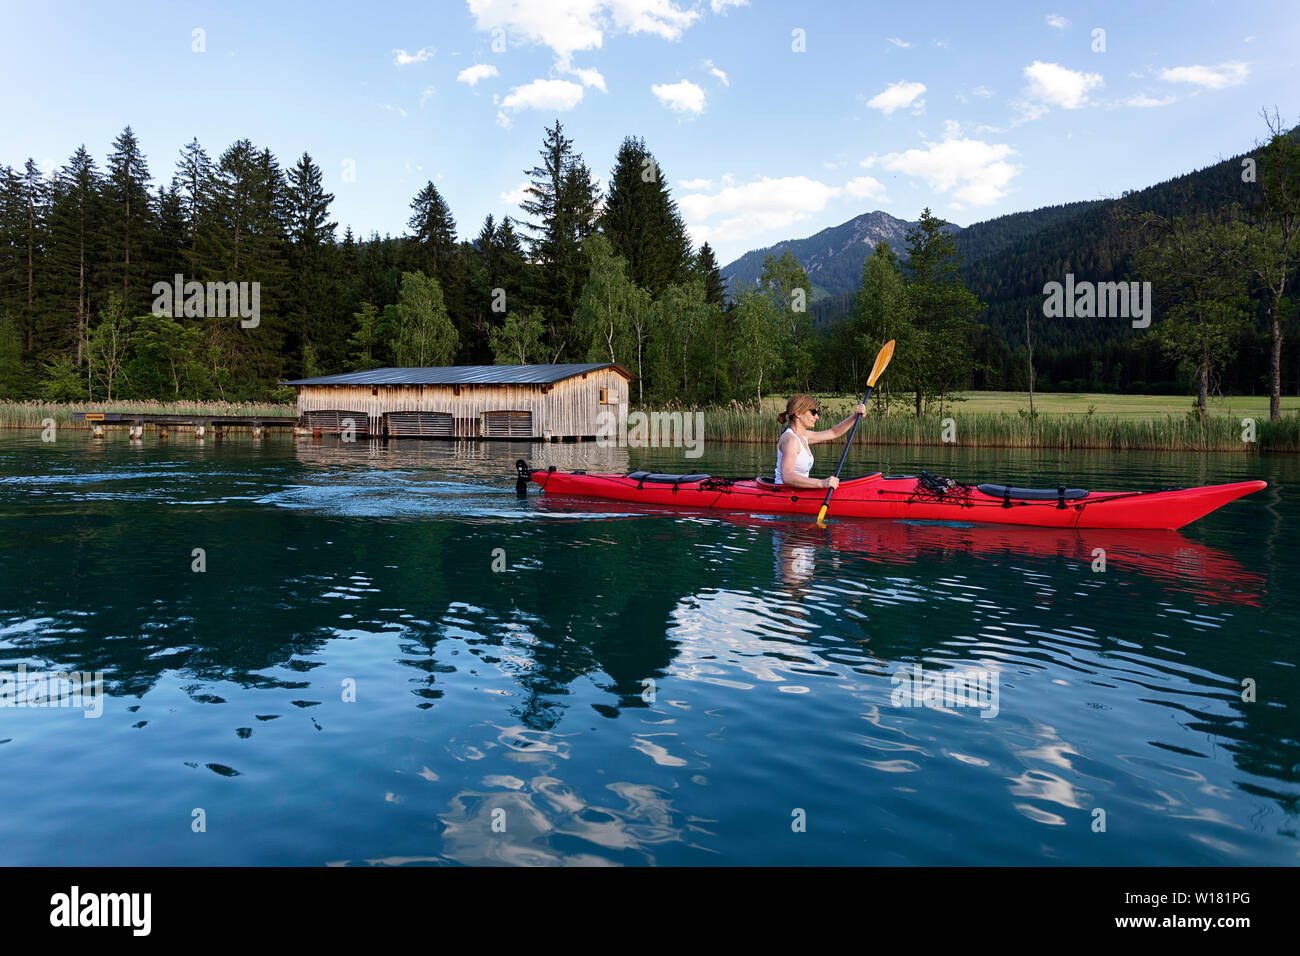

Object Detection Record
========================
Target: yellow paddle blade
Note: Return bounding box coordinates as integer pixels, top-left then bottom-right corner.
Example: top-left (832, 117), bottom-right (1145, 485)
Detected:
top-left (866, 339), bottom-right (896, 387)
top-left (815, 505), bottom-right (828, 527)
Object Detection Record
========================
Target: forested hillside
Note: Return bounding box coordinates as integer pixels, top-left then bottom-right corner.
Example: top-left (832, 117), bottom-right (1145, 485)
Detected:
top-left (1, 120), bottom-right (1295, 411)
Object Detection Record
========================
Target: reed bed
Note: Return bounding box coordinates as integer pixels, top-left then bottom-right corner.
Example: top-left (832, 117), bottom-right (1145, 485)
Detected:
top-left (0, 400), bottom-right (296, 429)
top-left (697, 404), bottom-right (1300, 452)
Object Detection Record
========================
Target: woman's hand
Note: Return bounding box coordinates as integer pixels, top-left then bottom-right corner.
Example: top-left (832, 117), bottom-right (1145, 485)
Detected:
top-left (822, 476), bottom-right (840, 490)
top-left (854, 403), bottom-right (867, 417)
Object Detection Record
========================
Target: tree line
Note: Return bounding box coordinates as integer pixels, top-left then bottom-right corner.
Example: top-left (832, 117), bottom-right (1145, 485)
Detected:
top-left (1, 118), bottom-right (1296, 417)
top-left (0, 123), bottom-right (732, 403)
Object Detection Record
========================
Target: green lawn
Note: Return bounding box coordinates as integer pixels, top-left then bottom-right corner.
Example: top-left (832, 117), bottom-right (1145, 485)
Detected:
top-left (767, 391), bottom-right (1300, 421)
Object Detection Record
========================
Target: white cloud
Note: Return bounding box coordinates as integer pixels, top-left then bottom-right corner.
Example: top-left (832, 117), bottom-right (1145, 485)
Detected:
top-left (680, 175), bottom-right (842, 243)
top-left (869, 135), bottom-right (1018, 206)
top-left (866, 80), bottom-right (926, 115)
top-left (393, 47), bottom-right (435, 66)
top-left (844, 176), bottom-right (888, 201)
top-left (1019, 60), bottom-right (1103, 114)
top-left (652, 79), bottom-right (706, 114)
top-left (704, 58), bottom-right (729, 85)
top-left (557, 57), bottom-right (607, 91)
top-left (972, 85), bottom-right (993, 98)
top-left (1122, 93), bottom-right (1176, 108)
top-left (1046, 14), bottom-right (1070, 31)
top-left (420, 86), bottom-right (437, 106)
top-left (710, 0), bottom-right (747, 12)
top-left (496, 78), bottom-right (585, 126)
top-left (887, 37), bottom-right (912, 48)
top-left (467, 0), bottom-right (701, 59)
top-left (679, 177), bottom-right (714, 190)
top-left (500, 182), bottom-right (531, 205)
top-left (1159, 61), bottom-right (1249, 89)
top-left (380, 103), bottom-right (409, 118)
top-left (457, 63), bottom-right (500, 85)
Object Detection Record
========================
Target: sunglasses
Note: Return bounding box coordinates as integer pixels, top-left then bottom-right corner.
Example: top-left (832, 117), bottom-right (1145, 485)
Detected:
top-left (808, 408), bottom-right (821, 417)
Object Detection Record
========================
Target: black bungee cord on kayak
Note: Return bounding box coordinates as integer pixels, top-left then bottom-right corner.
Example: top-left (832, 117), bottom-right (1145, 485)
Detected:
top-left (910, 470), bottom-right (975, 505)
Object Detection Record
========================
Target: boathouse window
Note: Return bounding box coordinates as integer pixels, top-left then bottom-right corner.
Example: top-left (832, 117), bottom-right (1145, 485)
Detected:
top-left (599, 387), bottom-right (609, 404)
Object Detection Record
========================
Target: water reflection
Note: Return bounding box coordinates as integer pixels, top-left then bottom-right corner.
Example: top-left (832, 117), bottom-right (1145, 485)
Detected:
top-left (0, 433), bottom-right (1293, 864)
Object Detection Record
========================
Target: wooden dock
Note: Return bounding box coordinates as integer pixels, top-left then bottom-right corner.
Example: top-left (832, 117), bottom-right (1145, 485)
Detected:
top-left (71, 412), bottom-right (300, 439)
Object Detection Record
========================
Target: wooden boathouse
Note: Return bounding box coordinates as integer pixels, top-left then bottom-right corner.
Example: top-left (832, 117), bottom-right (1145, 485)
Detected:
top-left (278, 363), bottom-right (634, 440)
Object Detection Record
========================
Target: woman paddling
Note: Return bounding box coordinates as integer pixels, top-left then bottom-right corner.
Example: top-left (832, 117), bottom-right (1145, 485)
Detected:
top-left (775, 394), bottom-right (868, 489)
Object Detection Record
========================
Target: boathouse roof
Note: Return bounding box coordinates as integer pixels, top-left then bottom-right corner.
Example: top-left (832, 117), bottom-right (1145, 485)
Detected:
top-left (279, 363), bottom-right (634, 387)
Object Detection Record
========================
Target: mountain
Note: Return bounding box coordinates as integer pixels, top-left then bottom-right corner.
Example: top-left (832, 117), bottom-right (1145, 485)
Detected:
top-left (719, 199), bottom-right (1103, 303)
top-left (720, 210), bottom-right (923, 300)
top-left (721, 141), bottom-right (1277, 393)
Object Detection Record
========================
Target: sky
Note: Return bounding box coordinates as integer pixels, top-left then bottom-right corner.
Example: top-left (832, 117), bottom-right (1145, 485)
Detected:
top-left (2, 0), bottom-right (1296, 265)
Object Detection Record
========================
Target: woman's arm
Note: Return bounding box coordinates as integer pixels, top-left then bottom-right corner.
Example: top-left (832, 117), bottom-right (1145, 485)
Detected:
top-left (779, 432), bottom-right (837, 490)
top-left (805, 403), bottom-right (868, 444)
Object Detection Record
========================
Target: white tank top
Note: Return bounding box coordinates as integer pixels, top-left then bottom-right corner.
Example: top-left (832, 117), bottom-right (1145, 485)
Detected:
top-left (775, 429), bottom-right (813, 484)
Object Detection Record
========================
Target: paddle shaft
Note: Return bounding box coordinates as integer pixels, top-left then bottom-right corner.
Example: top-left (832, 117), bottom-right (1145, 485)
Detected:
top-left (817, 385), bottom-right (875, 515)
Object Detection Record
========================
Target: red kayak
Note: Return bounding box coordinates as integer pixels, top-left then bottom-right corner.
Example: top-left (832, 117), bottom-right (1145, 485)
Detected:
top-left (521, 462), bottom-right (1266, 530)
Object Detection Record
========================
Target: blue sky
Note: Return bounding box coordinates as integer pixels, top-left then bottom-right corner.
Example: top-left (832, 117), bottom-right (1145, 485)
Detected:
top-left (2, 0), bottom-right (1295, 264)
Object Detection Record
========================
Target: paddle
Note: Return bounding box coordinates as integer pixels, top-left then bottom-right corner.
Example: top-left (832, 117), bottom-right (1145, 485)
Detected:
top-left (815, 339), bottom-right (896, 527)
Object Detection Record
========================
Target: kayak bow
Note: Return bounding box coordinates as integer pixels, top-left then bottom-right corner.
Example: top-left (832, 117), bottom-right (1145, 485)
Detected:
top-left (521, 462), bottom-right (1266, 531)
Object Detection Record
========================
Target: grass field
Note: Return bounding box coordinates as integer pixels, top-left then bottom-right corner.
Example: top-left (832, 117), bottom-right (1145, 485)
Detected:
top-left (701, 391), bottom-right (1300, 452)
top-left (768, 391), bottom-right (1300, 421)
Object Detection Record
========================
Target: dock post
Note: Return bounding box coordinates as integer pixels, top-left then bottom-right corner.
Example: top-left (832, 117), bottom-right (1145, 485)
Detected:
top-left (213, 423), bottom-right (223, 439)
top-left (195, 424), bottom-right (205, 439)
top-left (252, 424), bottom-right (263, 440)
top-left (158, 425), bottom-right (168, 440)
top-left (129, 423), bottom-right (143, 440)
top-left (91, 423), bottom-right (104, 439)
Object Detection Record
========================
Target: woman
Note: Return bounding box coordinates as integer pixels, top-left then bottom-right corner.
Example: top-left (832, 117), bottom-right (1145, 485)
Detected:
top-left (775, 394), bottom-right (868, 489)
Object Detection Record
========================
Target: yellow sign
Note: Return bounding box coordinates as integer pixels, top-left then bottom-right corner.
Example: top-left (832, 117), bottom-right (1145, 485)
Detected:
top-left (83, 413), bottom-right (105, 421)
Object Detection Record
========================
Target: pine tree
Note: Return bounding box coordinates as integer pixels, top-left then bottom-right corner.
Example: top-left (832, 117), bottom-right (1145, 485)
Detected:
top-left (48, 146), bottom-right (105, 367)
top-left (101, 126), bottom-right (153, 314)
top-left (695, 243), bottom-right (726, 307)
top-left (599, 136), bottom-right (693, 295)
top-left (407, 181), bottom-right (457, 277)
top-left (15, 159), bottom-right (51, 355)
top-left (174, 138), bottom-right (212, 256)
top-left (517, 121), bottom-right (601, 358)
top-left (286, 152), bottom-right (337, 374)
top-left (0, 312), bottom-right (28, 398)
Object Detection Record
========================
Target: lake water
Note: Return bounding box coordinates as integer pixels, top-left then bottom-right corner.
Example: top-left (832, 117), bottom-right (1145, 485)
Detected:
top-left (0, 432), bottom-right (1295, 865)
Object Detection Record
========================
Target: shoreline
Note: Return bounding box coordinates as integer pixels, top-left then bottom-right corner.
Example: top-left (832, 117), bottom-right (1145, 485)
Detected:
top-left (2, 401), bottom-right (1297, 452)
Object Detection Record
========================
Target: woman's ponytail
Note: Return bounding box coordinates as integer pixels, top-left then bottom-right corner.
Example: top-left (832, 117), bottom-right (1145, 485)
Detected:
top-left (778, 394), bottom-right (817, 427)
